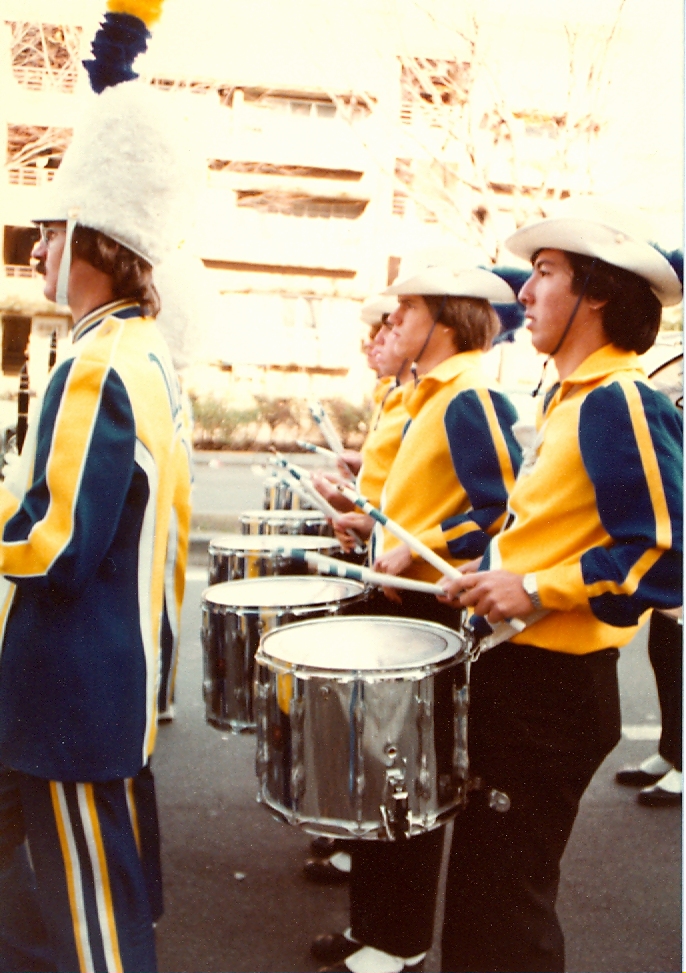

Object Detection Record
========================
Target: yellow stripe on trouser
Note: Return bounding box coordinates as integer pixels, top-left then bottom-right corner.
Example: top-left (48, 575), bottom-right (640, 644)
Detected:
top-left (79, 784), bottom-right (124, 973)
top-left (125, 777), bottom-right (142, 856)
top-left (49, 782), bottom-right (94, 973)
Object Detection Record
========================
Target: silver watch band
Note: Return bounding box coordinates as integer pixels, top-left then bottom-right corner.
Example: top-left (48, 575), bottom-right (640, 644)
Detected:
top-left (523, 573), bottom-right (543, 612)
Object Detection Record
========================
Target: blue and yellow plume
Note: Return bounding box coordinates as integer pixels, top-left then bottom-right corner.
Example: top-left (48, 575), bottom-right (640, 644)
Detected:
top-left (83, 0), bottom-right (167, 94)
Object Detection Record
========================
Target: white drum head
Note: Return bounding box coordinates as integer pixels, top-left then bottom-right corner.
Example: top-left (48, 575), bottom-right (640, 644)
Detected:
top-left (240, 509), bottom-right (326, 522)
top-left (259, 615), bottom-right (466, 670)
top-left (209, 533), bottom-right (340, 553)
top-left (203, 576), bottom-right (365, 609)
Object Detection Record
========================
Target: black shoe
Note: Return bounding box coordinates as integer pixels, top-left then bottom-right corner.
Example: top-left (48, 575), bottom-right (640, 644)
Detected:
top-left (311, 933), bottom-right (360, 964)
top-left (637, 783), bottom-right (682, 807)
top-left (310, 836), bottom-right (341, 857)
top-left (303, 858), bottom-right (350, 884)
top-left (615, 767), bottom-right (665, 787)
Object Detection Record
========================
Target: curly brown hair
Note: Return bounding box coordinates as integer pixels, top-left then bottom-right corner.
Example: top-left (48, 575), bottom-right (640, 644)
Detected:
top-left (71, 226), bottom-right (160, 317)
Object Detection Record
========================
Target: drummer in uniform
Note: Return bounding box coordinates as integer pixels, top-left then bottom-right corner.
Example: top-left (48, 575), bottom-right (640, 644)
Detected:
top-left (312, 295), bottom-right (403, 515)
top-left (438, 199), bottom-right (683, 972)
top-left (312, 248), bottom-right (522, 973)
top-left (306, 297), bottom-right (411, 883)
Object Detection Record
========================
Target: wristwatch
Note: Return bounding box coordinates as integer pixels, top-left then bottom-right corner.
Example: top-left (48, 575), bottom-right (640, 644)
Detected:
top-left (522, 573), bottom-right (543, 612)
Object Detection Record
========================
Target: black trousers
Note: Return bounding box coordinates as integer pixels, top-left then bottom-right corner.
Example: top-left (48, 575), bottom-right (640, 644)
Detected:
top-left (348, 590), bottom-right (462, 957)
top-left (440, 642), bottom-right (621, 973)
top-left (648, 611), bottom-right (682, 771)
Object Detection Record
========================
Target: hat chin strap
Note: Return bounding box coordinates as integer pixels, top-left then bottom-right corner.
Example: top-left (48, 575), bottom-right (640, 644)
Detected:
top-left (532, 259), bottom-right (597, 398)
top-left (55, 212), bottom-right (79, 309)
top-left (411, 294), bottom-right (448, 387)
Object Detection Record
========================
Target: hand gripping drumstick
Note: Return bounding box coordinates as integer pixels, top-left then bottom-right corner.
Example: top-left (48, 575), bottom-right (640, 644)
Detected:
top-left (284, 548), bottom-right (446, 596)
top-left (335, 483), bottom-right (535, 637)
top-left (335, 482), bottom-right (466, 582)
top-left (271, 456), bottom-right (366, 553)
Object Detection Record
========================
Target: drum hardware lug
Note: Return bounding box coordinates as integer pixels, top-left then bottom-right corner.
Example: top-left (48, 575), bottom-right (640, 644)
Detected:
top-left (487, 788), bottom-right (511, 813)
top-left (416, 754), bottom-right (432, 801)
top-left (464, 621), bottom-right (482, 662)
top-left (452, 683), bottom-right (470, 782)
top-left (289, 696), bottom-right (307, 804)
top-left (352, 684), bottom-right (366, 822)
top-left (381, 765), bottom-right (410, 840)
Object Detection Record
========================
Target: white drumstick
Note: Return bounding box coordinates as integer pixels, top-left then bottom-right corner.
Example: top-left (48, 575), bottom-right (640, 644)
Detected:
top-left (336, 483), bottom-right (462, 580)
top-left (272, 458), bottom-right (366, 553)
top-left (297, 440), bottom-right (354, 479)
top-left (309, 401), bottom-right (345, 455)
top-left (336, 483), bottom-right (533, 635)
top-left (284, 549), bottom-right (446, 596)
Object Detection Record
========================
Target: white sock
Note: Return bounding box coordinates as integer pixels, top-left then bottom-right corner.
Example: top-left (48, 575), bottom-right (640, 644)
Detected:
top-left (329, 851), bottom-right (352, 873)
top-left (639, 753), bottom-right (672, 775)
top-left (344, 946), bottom-right (427, 973)
top-left (652, 768), bottom-right (682, 793)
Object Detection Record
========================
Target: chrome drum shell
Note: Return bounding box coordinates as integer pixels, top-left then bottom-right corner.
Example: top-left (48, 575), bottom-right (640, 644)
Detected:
top-left (202, 576), bottom-right (367, 733)
top-left (254, 615), bottom-right (470, 839)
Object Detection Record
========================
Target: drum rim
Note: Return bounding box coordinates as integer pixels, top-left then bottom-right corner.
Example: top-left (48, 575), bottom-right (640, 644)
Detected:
top-left (256, 613), bottom-right (468, 670)
top-left (239, 509), bottom-right (327, 520)
top-left (202, 575), bottom-right (367, 609)
top-left (208, 532), bottom-right (341, 552)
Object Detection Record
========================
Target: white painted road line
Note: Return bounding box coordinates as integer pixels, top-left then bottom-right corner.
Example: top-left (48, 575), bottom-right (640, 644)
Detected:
top-left (621, 724), bottom-right (662, 741)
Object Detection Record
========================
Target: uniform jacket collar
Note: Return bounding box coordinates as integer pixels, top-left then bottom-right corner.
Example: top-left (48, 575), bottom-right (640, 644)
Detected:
top-left (403, 350), bottom-right (484, 417)
top-left (72, 300), bottom-right (141, 344)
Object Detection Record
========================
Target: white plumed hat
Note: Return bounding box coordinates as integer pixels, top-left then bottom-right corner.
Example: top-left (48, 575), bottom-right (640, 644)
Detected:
top-left (33, 80), bottom-right (201, 267)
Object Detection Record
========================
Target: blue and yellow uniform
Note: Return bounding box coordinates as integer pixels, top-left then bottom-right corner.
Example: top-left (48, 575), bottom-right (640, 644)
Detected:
top-left (357, 379), bottom-right (408, 508)
top-left (379, 349), bottom-right (521, 581)
top-left (0, 300), bottom-right (191, 973)
top-left (486, 344), bottom-right (683, 649)
top-left (442, 344), bottom-right (683, 973)
top-left (349, 349), bottom-right (521, 963)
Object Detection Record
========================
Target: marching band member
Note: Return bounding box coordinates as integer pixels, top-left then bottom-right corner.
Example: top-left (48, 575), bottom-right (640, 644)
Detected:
top-left (313, 249), bottom-right (522, 973)
top-left (438, 199), bottom-right (683, 972)
top-left (0, 6), bottom-right (199, 968)
top-left (305, 300), bottom-right (411, 884)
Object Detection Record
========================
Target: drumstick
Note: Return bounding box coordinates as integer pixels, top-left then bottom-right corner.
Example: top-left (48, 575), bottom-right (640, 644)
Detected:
top-left (335, 483), bottom-right (532, 635)
top-left (308, 401), bottom-right (345, 455)
top-left (271, 460), bottom-right (366, 553)
top-left (285, 549), bottom-right (446, 596)
top-left (296, 441), bottom-right (337, 460)
top-left (336, 483), bottom-right (463, 581)
top-left (297, 441), bottom-right (355, 480)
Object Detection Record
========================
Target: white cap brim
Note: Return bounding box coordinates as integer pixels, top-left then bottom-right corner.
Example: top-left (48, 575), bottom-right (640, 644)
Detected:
top-left (506, 216), bottom-right (682, 307)
top-left (385, 265), bottom-right (516, 303)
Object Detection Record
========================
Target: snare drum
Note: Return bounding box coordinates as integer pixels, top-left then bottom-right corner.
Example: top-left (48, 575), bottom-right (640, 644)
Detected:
top-left (240, 508), bottom-right (333, 538)
top-left (255, 615), bottom-right (470, 840)
top-left (208, 533), bottom-right (342, 586)
top-left (263, 476), bottom-right (315, 511)
top-left (202, 576), bottom-right (367, 733)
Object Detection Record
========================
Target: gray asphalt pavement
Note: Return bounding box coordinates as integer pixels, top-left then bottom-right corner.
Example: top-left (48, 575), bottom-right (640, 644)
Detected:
top-left (151, 453), bottom-right (681, 973)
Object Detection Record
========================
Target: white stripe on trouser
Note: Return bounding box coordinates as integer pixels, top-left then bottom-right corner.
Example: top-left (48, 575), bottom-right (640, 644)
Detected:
top-left (76, 784), bottom-right (122, 973)
top-left (52, 782), bottom-right (95, 973)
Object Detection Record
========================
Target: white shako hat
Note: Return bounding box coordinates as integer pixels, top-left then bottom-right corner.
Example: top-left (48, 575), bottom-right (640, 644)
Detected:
top-left (360, 295), bottom-right (398, 325)
top-left (385, 246), bottom-right (516, 303)
top-left (505, 197), bottom-right (682, 307)
top-left (33, 80), bottom-right (200, 269)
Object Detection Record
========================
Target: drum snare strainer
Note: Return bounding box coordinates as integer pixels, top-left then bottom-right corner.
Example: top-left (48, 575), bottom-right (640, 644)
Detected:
top-left (254, 614), bottom-right (470, 840)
